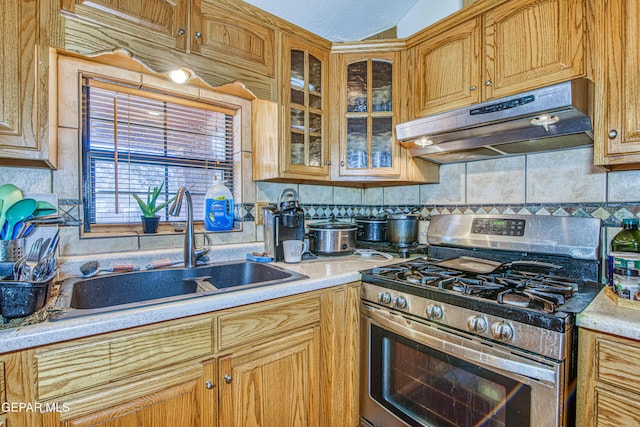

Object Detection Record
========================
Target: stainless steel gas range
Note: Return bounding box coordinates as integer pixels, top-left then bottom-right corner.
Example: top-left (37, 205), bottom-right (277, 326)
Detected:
top-left (359, 214), bottom-right (603, 427)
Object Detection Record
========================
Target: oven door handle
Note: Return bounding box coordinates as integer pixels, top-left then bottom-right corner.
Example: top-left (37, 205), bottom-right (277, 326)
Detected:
top-left (363, 304), bottom-right (557, 384)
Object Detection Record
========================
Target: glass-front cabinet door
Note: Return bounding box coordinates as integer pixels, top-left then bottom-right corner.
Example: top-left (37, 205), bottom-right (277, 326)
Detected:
top-left (341, 53), bottom-right (400, 177)
top-left (283, 36), bottom-right (329, 178)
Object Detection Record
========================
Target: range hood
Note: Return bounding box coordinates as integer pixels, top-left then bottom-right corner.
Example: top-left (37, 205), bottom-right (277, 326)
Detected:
top-left (396, 79), bottom-right (593, 164)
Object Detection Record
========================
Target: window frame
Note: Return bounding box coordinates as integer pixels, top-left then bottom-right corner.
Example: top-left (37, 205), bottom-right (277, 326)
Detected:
top-left (80, 77), bottom-right (237, 233)
top-left (53, 52), bottom-right (251, 239)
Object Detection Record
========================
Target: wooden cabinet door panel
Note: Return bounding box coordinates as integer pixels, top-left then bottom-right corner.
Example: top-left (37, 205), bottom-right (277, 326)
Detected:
top-left (63, 379), bottom-right (200, 427)
top-left (0, 0), bottom-right (21, 137)
top-left (192, 1), bottom-right (275, 77)
top-left (415, 16), bottom-right (482, 116)
top-left (594, 387), bottom-right (640, 427)
top-left (484, 0), bottom-right (585, 99)
top-left (219, 329), bottom-right (319, 427)
top-left (60, 0), bottom-right (188, 51)
top-left (599, 0), bottom-right (640, 159)
top-left (0, 0), bottom-right (55, 167)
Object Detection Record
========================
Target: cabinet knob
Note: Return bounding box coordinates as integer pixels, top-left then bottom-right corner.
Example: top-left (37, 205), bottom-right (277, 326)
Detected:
top-left (195, 31), bottom-right (202, 39)
top-left (340, 161), bottom-right (345, 167)
top-left (223, 374), bottom-right (232, 384)
top-left (325, 160), bottom-right (332, 165)
top-left (178, 28), bottom-right (185, 36)
top-left (205, 380), bottom-right (215, 389)
top-left (608, 130), bottom-right (618, 139)
top-left (470, 85), bottom-right (477, 91)
top-left (485, 80), bottom-right (493, 87)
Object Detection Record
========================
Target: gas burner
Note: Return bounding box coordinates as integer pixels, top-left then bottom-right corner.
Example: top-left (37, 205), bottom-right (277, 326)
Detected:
top-left (497, 288), bottom-right (565, 313)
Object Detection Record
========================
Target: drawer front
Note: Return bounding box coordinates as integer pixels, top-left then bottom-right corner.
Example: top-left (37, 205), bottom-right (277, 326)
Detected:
top-left (36, 318), bottom-right (213, 400)
top-left (595, 387), bottom-right (640, 427)
top-left (218, 295), bottom-right (320, 351)
top-left (597, 337), bottom-right (640, 394)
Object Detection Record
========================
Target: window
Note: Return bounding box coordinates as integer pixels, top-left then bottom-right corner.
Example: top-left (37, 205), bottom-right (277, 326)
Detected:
top-left (81, 77), bottom-right (237, 233)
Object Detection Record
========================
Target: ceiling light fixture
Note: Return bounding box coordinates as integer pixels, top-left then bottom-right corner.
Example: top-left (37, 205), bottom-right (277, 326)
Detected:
top-left (530, 114), bottom-right (560, 132)
top-left (414, 136), bottom-right (434, 147)
top-left (168, 68), bottom-right (191, 84)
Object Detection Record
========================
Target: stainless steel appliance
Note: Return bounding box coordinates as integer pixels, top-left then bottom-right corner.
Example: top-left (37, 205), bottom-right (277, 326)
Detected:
top-left (263, 188), bottom-right (305, 262)
top-left (395, 79), bottom-right (593, 164)
top-left (387, 214), bottom-right (420, 247)
top-left (356, 216), bottom-right (388, 243)
top-left (360, 214), bottom-right (603, 427)
top-left (307, 220), bottom-right (358, 256)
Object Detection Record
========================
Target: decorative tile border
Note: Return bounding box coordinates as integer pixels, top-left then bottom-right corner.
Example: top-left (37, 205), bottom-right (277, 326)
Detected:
top-left (300, 203), bottom-right (640, 227)
top-left (60, 200), bottom-right (640, 228)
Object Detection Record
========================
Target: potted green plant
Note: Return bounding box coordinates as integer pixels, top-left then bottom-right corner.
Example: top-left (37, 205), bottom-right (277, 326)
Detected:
top-left (132, 183), bottom-right (176, 233)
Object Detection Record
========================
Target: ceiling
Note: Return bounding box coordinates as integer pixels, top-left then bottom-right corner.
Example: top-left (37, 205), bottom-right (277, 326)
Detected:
top-left (243, 0), bottom-right (421, 42)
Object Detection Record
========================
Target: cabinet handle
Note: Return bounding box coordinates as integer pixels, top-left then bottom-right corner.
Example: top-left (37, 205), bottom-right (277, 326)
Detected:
top-left (470, 85), bottom-right (477, 91)
top-left (223, 374), bottom-right (232, 384)
top-left (485, 80), bottom-right (493, 87)
top-left (340, 161), bottom-right (345, 167)
top-left (325, 160), bottom-right (332, 165)
top-left (608, 130), bottom-right (618, 139)
top-left (195, 31), bottom-right (202, 39)
top-left (178, 28), bottom-right (185, 36)
top-left (205, 380), bottom-right (215, 389)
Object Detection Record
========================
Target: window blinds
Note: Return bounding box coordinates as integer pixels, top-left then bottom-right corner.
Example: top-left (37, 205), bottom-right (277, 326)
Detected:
top-left (81, 78), bottom-right (237, 231)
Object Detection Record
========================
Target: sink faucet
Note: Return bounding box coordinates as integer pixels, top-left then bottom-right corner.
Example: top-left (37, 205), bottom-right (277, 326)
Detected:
top-left (169, 187), bottom-right (210, 268)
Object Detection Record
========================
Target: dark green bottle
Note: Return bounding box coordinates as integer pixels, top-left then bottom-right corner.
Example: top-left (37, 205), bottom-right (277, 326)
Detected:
top-left (611, 218), bottom-right (640, 253)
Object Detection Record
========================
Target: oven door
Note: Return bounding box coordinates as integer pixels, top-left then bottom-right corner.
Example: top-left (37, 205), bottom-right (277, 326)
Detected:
top-left (360, 302), bottom-right (567, 427)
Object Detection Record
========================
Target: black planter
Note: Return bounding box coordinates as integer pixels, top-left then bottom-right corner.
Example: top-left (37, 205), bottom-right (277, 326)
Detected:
top-left (141, 216), bottom-right (160, 233)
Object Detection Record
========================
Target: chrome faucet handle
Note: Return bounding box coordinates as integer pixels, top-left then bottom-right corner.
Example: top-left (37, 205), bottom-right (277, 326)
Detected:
top-left (195, 233), bottom-right (211, 260)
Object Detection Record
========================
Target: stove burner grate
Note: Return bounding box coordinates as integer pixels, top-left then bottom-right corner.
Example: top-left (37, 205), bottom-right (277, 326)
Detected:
top-left (369, 257), bottom-right (585, 314)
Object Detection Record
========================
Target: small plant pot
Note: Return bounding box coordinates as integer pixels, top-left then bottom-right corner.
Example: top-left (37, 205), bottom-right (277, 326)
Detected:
top-left (141, 216), bottom-right (160, 234)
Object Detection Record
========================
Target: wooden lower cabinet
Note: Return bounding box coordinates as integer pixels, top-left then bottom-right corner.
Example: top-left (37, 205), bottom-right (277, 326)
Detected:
top-left (576, 328), bottom-right (640, 426)
top-left (54, 364), bottom-right (214, 427)
top-left (218, 328), bottom-right (319, 426)
top-left (28, 284), bottom-right (359, 427)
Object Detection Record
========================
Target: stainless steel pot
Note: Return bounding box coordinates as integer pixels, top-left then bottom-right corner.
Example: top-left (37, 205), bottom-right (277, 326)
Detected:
top-left (355, 216), bottom-right (387, 242)
top-left (386, 214), bottom-right (420, 247)
top-left (307, 221), bottom-right (357, 256)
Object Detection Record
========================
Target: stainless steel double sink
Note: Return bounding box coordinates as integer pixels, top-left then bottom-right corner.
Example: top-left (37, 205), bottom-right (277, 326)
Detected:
top-left (52, 260), bottom-right (307, 320)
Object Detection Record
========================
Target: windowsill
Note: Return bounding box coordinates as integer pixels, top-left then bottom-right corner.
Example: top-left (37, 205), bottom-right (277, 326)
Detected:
top-left (79, 224), bottom-right (243, 239)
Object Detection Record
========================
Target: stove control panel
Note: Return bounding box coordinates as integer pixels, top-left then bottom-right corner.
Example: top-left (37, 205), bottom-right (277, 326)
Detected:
top-left (471, 218), bottom-right (526, 236)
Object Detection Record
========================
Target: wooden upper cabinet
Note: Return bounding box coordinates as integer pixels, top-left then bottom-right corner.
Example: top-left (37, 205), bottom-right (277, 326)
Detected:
top-left (338, 53), bottom-right (402, 177)
top-left (593, 0), bottom-right (640, 167)
top-left (414, 16), bottom-right (482, 117)
top-left (0, 0), bottom-right (55, 168)
top-left (191, 1), bottom-right (275, 77)
top-left (60, 0), bottom-right (189, 51)
top-left (280, 35), bottom-right (330, 179)
top-left (484, 0), bottom-right (585, 99)
top-left (410, 0), bottom-right (585, 117)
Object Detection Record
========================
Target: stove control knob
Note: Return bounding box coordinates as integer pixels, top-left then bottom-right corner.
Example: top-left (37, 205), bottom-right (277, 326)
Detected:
top-left (467, 315), bottom-right (488, 334)
top-left (378, 292), bottom-right (392, 305)
top-left (491, 321), bottom-right (514, 342)
top-left (426, 304), bottom-right (443, 320)
top-left (394, 296), bottom-right (408, 310)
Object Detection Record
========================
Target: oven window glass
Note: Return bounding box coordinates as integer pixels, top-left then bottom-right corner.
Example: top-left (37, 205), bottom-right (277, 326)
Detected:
top-left (370, 325), bottom-right (531, 427)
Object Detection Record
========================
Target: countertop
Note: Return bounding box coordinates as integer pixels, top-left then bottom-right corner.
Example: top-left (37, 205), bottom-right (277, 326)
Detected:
top-left (577, 287), bottom-right (640, 341)
top-left (0, 250), bottom-right (400, 354)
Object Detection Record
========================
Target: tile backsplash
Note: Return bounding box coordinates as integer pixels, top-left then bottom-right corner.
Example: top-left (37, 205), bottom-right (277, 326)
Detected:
top-left (255, 148), bottom-right (639, 226)
top-left (2, 146), bottom-right (639, 256)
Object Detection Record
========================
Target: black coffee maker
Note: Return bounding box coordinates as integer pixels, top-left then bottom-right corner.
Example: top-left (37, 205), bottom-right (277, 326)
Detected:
top-left (263, 188), bottom-right (305, 261)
